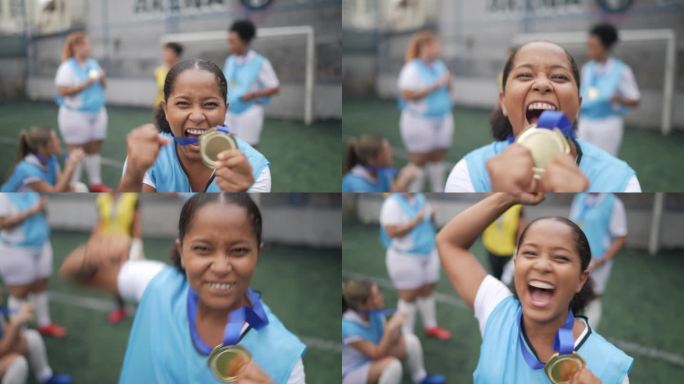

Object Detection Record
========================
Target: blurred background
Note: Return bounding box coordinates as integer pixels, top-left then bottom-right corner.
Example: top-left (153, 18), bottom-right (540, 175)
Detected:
top-left (1, 192), bottom-right (342, 383)
top-left (342, 193), bottom-right (684, 383)
top-left (0, 0), bottom-right (342, 191)
top-left (342, 0), bottom-right (684, 190)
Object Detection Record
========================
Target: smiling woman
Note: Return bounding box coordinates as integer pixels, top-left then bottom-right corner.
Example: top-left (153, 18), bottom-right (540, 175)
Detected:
top-left (118, 59), bottom-right (271, 193)
top-left (58, 193), bottom-right (306, 383)
top-left (436, 193), bottom-right (633, 384)
top-left (444, 41), bottom-right (641, 193)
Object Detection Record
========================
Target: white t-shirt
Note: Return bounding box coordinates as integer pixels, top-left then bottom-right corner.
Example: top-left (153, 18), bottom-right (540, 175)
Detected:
top-left (55, 59), bottom-right (102, 110)
top-left (234, 50), bottom-right (280, 94)
top-left (473, 275), bottom-right (629, 383)
top-left (379, 195), bottom-right (433, 253)
top-left (341, 309), bottom-right (384, 376)
top-left (116, 260), bottom-right (305, 383)
top-left (569, 194), bottom-right (627, 256)
top-left (444, 158), bottom-right (642, 192)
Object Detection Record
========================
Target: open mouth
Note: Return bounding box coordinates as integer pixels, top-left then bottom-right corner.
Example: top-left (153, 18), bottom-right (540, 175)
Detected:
top-left (527, 279), bottom-right (556, 308)
top-left (525, 101), bottom-right (558, 126)
top-left (204, 281), bottom-right (236, 292)
top-left (183, 128), bottom-right (207, 148)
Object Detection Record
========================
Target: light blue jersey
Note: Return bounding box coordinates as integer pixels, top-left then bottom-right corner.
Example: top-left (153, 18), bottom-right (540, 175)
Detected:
top-left (56, 58), bottom-right (106, 113)
top-left (119, 267), bottom-right (306, 384)
top-left (1, 155), bottom-right (59, 192)
top-left (570, 193), bottom-right (617, 260)
top-left (224, 52), bottom-right (270, 114)
top-left (580, 59), bottom-right (627, 119)
top-left (398, 59), bottom-right (452, 118)
top-left (474, 296), bottom-right (632, 383)
top-left (380, 193), bottom-right (436, 255)
top-left (463, 139), bottom-right (636, 192)
top-left (342, 166), bottom-right (397, 192)
top-left (0, 193), bottom-right (49, 248)
top-left (142, 133), bottom-right (269, 192)
top-left (341, 310), bottom-right (385, 377)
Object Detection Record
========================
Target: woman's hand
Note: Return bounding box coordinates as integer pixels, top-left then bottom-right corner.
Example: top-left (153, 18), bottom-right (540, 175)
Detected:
top-left (509, 192), bottom-right (545, 206)
top-left (125, 124), bottom-right (170, 178)
top-left (12, 304), bottom-right (34, 326)
top-left (65, 148), bottom-right (86, 170)
top-left (214, 150), bottom-right (254, 192)
top-left (393, 163), bottom-right (421, 192)
top-left (539, 154), bottom-right (589, 192)
top-left (487, 144), bottom-right (536, 192)
top-left (570, 366), bottom-right (602, 384)
top-left (235, 361), bottom-right (273, 384)
top-left (29, 197), bottom-right (49, 216)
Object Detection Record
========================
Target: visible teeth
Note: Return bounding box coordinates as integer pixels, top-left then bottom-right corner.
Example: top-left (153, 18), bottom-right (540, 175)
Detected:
top-left (527, 102), bottom-right (557, 111)
top-left (185, 129), bottom-right (205, 135)
top-left (207, 282), bottom-right (233, 290)
top-left (529, 280), bottom-right (555, 290)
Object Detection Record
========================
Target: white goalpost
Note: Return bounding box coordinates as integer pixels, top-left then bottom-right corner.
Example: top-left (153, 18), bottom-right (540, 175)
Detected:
top-left (161, 26), bottom-right (316, 125)
top-left (513, 29), bottom-right (677, 135)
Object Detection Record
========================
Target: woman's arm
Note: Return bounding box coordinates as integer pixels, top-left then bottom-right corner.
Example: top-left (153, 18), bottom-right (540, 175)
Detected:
top-left (384, 209), bottom-right (424, 239)
top-left (0, 306), bottom-right (33, 355)
top-left (436, 193), bottom-right (544, 310)
top-left (0, 198), bottom-right (46, 230)
top-left (57, 77), bottom-right (97, 97)
top-left (348, 313), bottom-right (405, 360)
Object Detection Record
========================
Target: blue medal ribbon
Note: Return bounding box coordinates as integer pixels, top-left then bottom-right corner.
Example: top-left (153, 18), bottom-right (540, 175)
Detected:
top-left (187, 286), bottom-right (269, 355)
top-left (519, 310), bottom-right (575, 370)
top-left (507, 110), bottom-right (576, 143)
top-left (173, 125), bottom-right (232, 146)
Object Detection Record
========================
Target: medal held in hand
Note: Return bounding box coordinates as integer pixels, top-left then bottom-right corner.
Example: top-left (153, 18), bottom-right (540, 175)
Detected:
top-left (516, 111), bottom-right (574, 179)
top-left (208, 344), bottom-right (252, 383)
top-left (200, 125), bottom-right (239, 169)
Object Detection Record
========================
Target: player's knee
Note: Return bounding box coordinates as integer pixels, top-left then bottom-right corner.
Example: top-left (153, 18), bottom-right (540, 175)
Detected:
top-left (4, 354), bottom-right (29, 383)
top-left (379, 357), bottom-right (403, 383)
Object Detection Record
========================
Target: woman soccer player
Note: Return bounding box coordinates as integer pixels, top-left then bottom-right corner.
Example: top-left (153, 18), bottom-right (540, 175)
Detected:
top-left (1, 127), bottom-right (85, 192)
top-left (224, 19), bottom-right (280, 148)
top-left (397, 31), bottom-right (453, 192)
top-left (380, 193), bottom-right (451, 340)
top-left (445, 41), bottom-right (640, 193)
top-left (60, 193), bottom-right (305, 383)
top-left (154, 42), bottom-right (183, 109)
top-left (578, 23), bottom-right (640, 156)
top-left (437, 193), bottom-right (632, 383)
top-left (0, 193), bottom-right (67, 338)
top-left (119, 59), bottom-right (270, 192)
top-left (342, 279), bottom-right (445, 384)
top-left (342, 135), bottom-right (420, 192)
top-left (55, 31), bottom-right (111, 192)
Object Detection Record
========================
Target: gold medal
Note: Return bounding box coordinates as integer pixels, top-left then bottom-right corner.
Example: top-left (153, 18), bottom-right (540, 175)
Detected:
top-left (587, 87), bottom-right (598, 101)
top-left (544, 352), bottom-right (586, 384)
top-left (207, 345), bottom-right (252, 383)
top-left (88, 69), bottom-right (99, 80)
top-left (516, 125), bottom-right (570, 179)
top-left (200, 127), bottom-right (239, 168)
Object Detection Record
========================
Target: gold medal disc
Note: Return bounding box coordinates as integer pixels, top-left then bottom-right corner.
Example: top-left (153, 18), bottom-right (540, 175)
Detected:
top-left (587, 87), bottom-right (598, 101)
top-left (207, 345), bottom-right (252, 383)
top-left (544, 352), bottom-right (586, 384)
top-left (88, 69), bottom-right (99, 80)
top-left (200, 128), bottom-right (239, 168)
top-left (516, 126), bottom-right (570, 179)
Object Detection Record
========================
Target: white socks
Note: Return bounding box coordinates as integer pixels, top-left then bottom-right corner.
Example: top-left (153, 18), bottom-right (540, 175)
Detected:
top-left (397, 299), bottom-right (417, 335)
top-left (585, 298), bottom-right (603, 330)
top-left (378, 358), bottom-right (402, 384)
top-left (70, 161), bottom-right (83, 185)
top-left (30, 292), bottom-right (51, 327)
top-left (405, 333), bottom-right (427, 383)
top-left (417, 295), bottom-right (438, 329)
top-left (1, 355), bottom-right (28, 384)
top-left (425, 162), bottom-right (445, 192)
top-left (25, 329), bottom-right (53, 382)
top-left (84, 154), bottom-right (102, 185)
top-left (407, 166), bottom-right (425, 192)
top-left (128, 238), bottom-right (145, 260)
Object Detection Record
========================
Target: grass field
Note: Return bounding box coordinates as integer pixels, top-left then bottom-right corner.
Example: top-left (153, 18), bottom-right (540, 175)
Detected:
top-left (342, 96), bottom-right (684, 192)
top-left (0, 101), bottom-right (341, 192)
top-left (6, 230), bottom-right (341, 383)
top-left (342, 220), bottom-right (684, 383)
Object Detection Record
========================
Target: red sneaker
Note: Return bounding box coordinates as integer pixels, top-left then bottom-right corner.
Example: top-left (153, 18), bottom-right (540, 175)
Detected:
top-left (90, 183), bottom-right (113, 192)
top-left (425, 326), bottom-right (452, 340)
top-left (38, 324), bottom-right (67, 338)
top-left (108, 308), bottom-right (127, 324)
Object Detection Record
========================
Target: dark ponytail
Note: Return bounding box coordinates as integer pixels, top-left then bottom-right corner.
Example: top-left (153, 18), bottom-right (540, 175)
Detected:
top-left (490, 106), bottom-right (513, 141)
top-left (155, 59), bottom-right (229, 134)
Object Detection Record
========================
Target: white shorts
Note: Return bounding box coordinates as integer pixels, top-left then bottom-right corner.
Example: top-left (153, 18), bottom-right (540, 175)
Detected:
top-left (590, 259), bottom-right (614, 295)
top-left (225, 105), bottom-right (265, 146)
top-left (342, 361), bottom-right (371, 384)
top-left (386, 248), bottom-right (440, 290)
top-left (400, 111), bottom-right (453, 154)
top-left (58, 107), bottom-right (108, 145)
top-left (0, 242), bottom-right (53, 285)
top-left (577, 116), bottom-right (624, 156)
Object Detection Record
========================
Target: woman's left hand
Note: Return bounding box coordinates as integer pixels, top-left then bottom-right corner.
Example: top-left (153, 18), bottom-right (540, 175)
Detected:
top-left (570, 366), bottom-right (602, 384)
top-left (539, 154), bottom-right (589, 192)
top-left (215, 150), bottom-right (255, 192)
top-left (235, 361), bottom-right (273, 384)
top-left (240, 91), bottom-right (256, 101)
